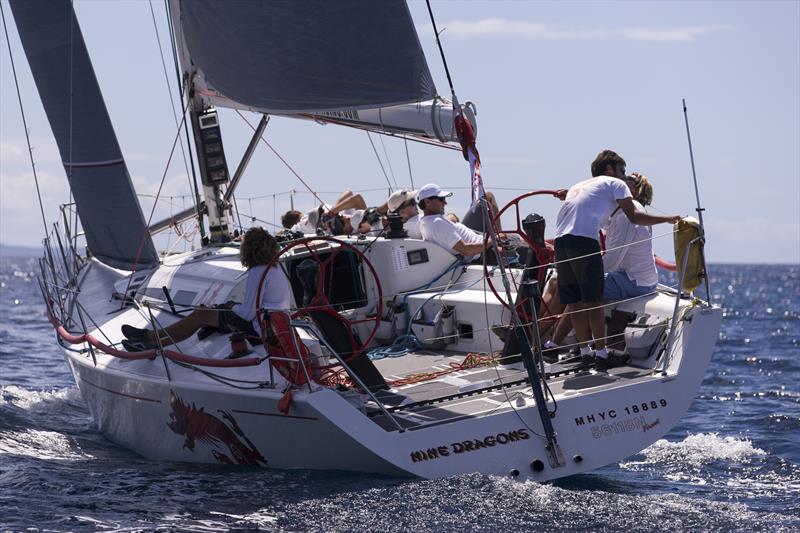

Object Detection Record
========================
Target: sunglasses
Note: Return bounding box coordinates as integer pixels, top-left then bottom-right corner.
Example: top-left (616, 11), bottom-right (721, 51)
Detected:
top-left (399, 200), bottom-right (417, 209)
top-left (431, 196), bottom-right (447, 202)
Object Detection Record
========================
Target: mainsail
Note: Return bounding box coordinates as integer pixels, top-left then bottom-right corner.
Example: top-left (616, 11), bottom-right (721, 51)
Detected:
top-left (171, 0), bottom-right (437, 114)
top-left (10, 0), bottom-right (158, 271)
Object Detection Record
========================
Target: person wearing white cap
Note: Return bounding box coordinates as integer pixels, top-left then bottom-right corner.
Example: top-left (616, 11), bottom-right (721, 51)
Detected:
top-left (345, 208), bottom-right (384, 235)
top-left (386, 188), bottom-right (422, 239)
top-left (417, 183), bottom-right (488, 260)
top-left (288, 189), bottom-right (367, 235)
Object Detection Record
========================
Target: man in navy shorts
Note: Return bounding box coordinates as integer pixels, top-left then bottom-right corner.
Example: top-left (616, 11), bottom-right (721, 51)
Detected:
top-left (554, 150), bottom-right (681, 370)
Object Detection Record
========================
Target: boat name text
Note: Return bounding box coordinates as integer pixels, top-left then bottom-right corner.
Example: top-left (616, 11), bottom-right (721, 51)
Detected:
top-left (574, 398), bottom-right (668, 427)
top-left (410, 429), bottom-right (530, 463)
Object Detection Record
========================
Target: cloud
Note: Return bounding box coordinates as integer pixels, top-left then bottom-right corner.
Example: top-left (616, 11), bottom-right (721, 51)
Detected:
top-left (421, 19), bottom-right (734, 42)
top-left (0, 142), bottom-right (24, 162)
top-left (0, 169), bottom-right (69, 244)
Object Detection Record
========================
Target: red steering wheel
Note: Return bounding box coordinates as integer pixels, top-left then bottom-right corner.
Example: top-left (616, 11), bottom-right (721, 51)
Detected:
top-left (259, 236), bottom-right (383, 367)
top-left (483, 190), bottom-right (561, 318)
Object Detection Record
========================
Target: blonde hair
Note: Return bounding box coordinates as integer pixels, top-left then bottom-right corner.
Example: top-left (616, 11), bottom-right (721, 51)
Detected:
top-left (630, 172), bottom-right (653, 206)
top-left (239, 227), bottom-right (279, 269)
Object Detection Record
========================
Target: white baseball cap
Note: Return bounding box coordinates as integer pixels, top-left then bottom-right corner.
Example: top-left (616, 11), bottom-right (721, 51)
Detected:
top-left (416, 183), bottom-right (453, 202)
top-left (387, 189), bottom-right (417, 212)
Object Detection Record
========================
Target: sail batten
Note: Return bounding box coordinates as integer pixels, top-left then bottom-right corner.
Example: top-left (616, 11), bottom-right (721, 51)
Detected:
top-left (174, 0), bottom-right (437, 114)
top-left (10, 0), bottom-right (158, 271)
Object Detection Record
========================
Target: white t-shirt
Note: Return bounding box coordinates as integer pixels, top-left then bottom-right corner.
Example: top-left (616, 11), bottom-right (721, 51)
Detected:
top-left (404, 214), bottom-right (422, 239)
top-left (602, 201), bottom-right (658, 287)
top-left (555, 176), bottom-right (632, 240)
top-left (420, 214), bottom-right (483, 259)
top-left (232, 264), bottom-right (292, 331)
top-left (290, 203), bottom-right (332, 235)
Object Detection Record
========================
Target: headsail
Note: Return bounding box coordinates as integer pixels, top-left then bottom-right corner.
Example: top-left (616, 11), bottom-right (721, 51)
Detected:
top-left (171, 0), bottom-right (437, 114)
top-left (10, 0), bottom-right (158, 271)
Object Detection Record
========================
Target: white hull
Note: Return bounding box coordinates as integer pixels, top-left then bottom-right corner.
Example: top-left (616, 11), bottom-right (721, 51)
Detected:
top-left (55, 246), bottom-right (721, 481)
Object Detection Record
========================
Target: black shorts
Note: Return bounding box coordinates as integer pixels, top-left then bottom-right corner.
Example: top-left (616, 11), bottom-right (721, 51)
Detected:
top-left (216, 306), bottom-right (258, 336)
top-left (554, 234), bottom-right (603, 304)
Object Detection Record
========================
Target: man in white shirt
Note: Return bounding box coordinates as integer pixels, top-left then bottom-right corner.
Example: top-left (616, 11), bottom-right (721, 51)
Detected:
top-left (417, 183), bottom-right (488, 260)
top-left (554, 150), bottom-right (680, 370)
top-left (386, 189), bottom-right (422, 239)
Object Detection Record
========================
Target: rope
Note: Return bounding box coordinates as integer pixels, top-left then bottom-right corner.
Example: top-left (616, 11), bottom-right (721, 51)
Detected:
top-left (367, 258), bottom-right (465, 360)
top-left (388, 352), bottom-right (498, 387)
top-left (1, 2), bottom-right (49, 237)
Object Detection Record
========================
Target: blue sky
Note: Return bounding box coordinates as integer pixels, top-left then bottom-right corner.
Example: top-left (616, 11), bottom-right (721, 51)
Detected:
top-left (1, 0), bottom-right (798, 263)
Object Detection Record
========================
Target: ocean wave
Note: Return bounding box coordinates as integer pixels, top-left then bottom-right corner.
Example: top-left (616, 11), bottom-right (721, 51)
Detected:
top-left (0, 428), bottom-right (95, 461)
top-left (622, 433), bottom-right (766, 469)
top-left (0, 384), bottom-right (79, 410)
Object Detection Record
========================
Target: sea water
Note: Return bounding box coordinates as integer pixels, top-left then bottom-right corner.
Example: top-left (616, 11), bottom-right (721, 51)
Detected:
top-left (1, 258), bottom-right (797, 532)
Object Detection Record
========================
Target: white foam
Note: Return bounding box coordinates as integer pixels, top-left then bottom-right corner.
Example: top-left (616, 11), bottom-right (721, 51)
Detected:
top-left (0, 384), bottom-right (78, 410)
top-left (0, 428), bottom-right (94, 460)
top-left (622, 432), bottom-right (767, 469)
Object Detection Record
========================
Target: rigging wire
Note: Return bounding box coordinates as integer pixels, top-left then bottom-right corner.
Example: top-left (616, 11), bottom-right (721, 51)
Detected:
top-left (68, 1), bottom-right (75, 243)
top-left (148, 0), bottom-right (193, 202)
top-left (120, 99), bottom-right (191, 303)
top-left (235, 109), bottom-right (328, 208)
top-left (366, 131), bottom-right (394, 192)
top-left (164, 0), bottom-right (205, 240)
top-left (377, 133), bottom-right (398, 190)
top-left (425, 0), bottom-right (456, 100)
top-left (404, 136), bottom-right (415, 188)
top-left (0, 2), bottom-right (49, 238)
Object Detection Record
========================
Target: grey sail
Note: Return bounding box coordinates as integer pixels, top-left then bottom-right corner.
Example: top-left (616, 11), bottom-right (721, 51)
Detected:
top-left (10, 0), bottom-right (158, 271)
top-left (173, 0), bottom-right (437, 114)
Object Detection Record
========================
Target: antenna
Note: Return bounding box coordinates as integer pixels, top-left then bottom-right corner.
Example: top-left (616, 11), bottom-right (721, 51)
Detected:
top-left (682, 99), bottom-right (712, 303)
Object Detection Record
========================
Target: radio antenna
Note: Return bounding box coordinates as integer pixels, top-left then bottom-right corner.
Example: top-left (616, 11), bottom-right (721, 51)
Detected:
top-left (682, 99), bottom-right (712, 303)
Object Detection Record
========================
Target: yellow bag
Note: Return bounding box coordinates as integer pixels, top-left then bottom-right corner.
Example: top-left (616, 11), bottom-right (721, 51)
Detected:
top-left (673, 217), bottom-right (705, 293)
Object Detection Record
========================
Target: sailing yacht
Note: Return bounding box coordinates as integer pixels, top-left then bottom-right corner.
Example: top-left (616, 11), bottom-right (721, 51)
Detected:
top-left (9, 0), bottom-right (721, 481)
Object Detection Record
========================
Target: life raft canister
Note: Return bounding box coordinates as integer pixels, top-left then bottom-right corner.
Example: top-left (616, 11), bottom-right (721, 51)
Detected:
top-left (673, 216), bottom-right (704, 293)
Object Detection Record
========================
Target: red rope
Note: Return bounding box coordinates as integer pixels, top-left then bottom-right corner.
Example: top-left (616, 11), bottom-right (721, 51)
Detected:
top-left (388, 352), bottom-right (497, 387)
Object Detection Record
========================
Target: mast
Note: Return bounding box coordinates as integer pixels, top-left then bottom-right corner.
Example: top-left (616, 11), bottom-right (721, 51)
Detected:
top-left (186, 95), bottom-right (232, 243)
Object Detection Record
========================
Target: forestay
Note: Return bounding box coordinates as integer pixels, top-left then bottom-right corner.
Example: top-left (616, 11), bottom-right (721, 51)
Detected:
top-left (171, 0), bottom-right (437, 114)
top-left (10, 0), bottom-right (159, 271)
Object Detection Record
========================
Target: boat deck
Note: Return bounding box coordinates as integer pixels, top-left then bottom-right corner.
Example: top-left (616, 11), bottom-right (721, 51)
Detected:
top-left (367, 350), bottom-right (658, 432)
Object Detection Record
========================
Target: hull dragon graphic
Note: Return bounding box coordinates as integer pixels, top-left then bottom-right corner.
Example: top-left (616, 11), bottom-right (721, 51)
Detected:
top-left (167, 392), bottom-right (267, 466)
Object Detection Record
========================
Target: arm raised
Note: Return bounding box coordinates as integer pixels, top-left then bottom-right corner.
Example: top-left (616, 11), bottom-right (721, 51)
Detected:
top-left (617, 197), bottom-right (681, 226)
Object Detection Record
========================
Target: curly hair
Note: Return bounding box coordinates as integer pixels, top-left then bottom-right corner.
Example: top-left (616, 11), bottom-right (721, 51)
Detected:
top-left (280, 210), bottom-right (302, 229)
top-left (591, 150), bottom-right (626, 177)
top-left (239, 227), bottom-right (279, 268)
top-left (629, 172), bottom-right (653, 206)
